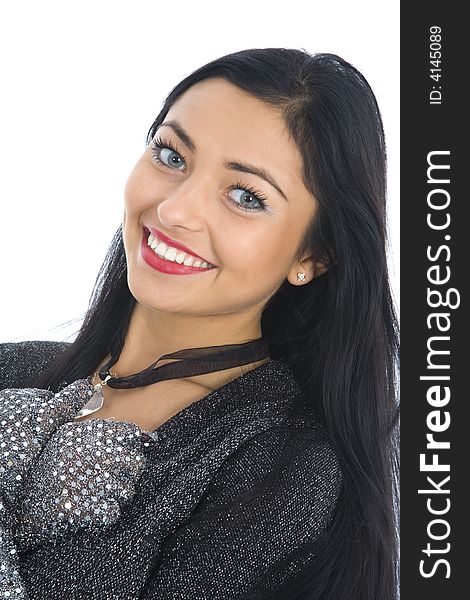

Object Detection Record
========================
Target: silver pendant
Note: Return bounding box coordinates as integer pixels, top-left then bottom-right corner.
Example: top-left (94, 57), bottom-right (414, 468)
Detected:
top-left (74, 376), bottom-right (111, 419)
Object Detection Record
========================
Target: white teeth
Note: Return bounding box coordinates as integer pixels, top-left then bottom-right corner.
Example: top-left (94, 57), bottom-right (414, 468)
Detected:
top-left (155, 242), bottom-right (167, 257)
top-left (163, 246), bottom-right (177, 261)
top-left (146, 231), bottom-right (213, 269)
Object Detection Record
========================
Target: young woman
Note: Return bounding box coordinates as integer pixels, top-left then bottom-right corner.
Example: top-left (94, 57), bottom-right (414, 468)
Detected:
top-left (0, 47), bottom-right (399, 599)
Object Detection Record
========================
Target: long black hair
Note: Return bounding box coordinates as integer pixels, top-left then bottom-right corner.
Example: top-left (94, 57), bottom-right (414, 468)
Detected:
top-left (35, 48), bottom-right (399, 599)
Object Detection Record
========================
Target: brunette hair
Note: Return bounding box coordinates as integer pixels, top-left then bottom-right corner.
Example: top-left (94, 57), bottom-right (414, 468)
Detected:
top-left (35, 48), bottom-right (399, 600)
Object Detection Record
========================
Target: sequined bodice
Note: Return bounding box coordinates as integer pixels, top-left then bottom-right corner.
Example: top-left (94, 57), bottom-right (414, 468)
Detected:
top-left (0, 349), bottom-right (343, 600)
top-left (1, 378), bottom-right (160, 597)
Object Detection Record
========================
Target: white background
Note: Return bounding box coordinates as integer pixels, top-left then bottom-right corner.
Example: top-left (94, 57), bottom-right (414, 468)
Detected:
top-left (0, 0), bottom-right (399, 343)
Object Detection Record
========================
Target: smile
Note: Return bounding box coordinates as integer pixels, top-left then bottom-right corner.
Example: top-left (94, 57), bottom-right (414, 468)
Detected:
top-left (140, 228), bottom-right (217, 275)
top-left (146, 231), bottom-right (214, 269)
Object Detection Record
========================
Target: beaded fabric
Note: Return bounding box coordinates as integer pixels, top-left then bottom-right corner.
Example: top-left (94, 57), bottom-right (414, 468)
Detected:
top-left (0, 341), bottom-right (343, 599)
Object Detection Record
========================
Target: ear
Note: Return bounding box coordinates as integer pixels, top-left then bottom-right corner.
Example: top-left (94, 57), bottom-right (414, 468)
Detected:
top-left (286, 254), bottom-right (328, 286)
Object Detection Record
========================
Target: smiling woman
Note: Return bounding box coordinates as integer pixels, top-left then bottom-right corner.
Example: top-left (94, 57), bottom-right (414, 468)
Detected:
top-left (0, 48), bottom-right (399, 600)
top-left (121, 78), bottom-right (321, 343)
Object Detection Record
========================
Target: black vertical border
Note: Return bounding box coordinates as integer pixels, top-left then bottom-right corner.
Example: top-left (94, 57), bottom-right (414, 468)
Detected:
top-left (401, 3), bottom-right (466, 598)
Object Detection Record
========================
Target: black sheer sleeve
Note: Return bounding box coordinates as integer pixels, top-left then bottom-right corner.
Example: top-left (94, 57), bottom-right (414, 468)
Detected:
top-left (141, 417), bottom-right (343, 599)
top-left (0, 341), bottom-right (69, 390)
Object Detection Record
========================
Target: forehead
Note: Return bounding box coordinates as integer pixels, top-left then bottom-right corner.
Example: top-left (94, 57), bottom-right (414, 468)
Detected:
top-left (168, 78), bottom-right (283, 132)
top-left (163, 78), bottom-right (304, 185)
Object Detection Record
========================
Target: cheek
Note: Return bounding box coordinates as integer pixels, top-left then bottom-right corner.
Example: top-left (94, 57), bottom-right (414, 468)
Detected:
top-left (122, 166), bottom-right (150, 251)
top-left (222, 222), bottom-right (291, 278)
top-left (123, 171), bottom-right (141, 213)
top-left (261, 221), bottom-right (304, 274)
top-left (124, 160), bottom-right (155, 213)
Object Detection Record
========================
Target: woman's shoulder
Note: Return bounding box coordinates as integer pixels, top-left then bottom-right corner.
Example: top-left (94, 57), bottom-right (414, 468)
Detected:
top-left (198, 403), bottom-right (343, 522)
top-left (153, 409), bottom-right (344, 597)
top-left (0, 340), bottom-right (70, 390)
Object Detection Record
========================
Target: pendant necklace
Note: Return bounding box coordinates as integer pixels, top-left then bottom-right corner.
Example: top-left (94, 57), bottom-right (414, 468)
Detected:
top-left (75, 372), bottom-right (118, 418)
top-left (74, 337), bottom-right (270, 420)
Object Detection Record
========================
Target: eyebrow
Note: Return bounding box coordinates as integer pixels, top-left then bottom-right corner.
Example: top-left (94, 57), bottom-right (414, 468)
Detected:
top-left (159, 120), bottom-right (288, 202)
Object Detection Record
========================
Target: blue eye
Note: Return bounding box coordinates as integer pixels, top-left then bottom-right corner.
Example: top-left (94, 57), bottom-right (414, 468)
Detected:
top-left (151, 137), bottom-right (186, 171)
top-left (228, 184), bottom-right (268, 213)
top-left (159, 147), bottom-right (185, 170)
top-left (150, 137), bottom-right (268, 213)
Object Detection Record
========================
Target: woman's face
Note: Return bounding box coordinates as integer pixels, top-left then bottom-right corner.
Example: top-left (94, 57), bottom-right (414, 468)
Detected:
top-left (123, 78), bottom-right (318, 318)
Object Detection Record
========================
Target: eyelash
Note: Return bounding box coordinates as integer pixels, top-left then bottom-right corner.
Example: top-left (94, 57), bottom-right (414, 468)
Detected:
top-left (229, 181), bottom-right (269, 212)
top-left (150, 137), bottom-right (269, 213)
top-left (151, 136), bottom-right (184, 167)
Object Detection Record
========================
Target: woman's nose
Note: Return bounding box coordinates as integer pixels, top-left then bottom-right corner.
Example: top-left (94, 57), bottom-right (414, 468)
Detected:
top-left (156, 175), bottom-right (213, 231)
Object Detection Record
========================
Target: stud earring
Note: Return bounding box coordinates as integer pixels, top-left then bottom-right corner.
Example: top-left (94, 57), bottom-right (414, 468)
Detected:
top-left (297, 272), bottom-right (306, 282)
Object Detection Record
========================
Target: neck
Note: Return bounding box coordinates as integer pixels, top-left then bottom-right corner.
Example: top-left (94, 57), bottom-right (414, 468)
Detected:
top-left (97, 302), bottom-right (269, 390)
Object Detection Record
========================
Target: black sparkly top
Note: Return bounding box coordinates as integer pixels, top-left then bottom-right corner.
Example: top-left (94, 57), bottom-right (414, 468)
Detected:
top-left (0, 341), bottom-right (343, 599)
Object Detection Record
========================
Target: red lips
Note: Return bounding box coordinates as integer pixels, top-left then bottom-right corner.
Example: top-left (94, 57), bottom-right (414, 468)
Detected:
top-left (144, 226), bottom-right (210, 263)
top-left (140, 228), bottom-right (216, 275)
